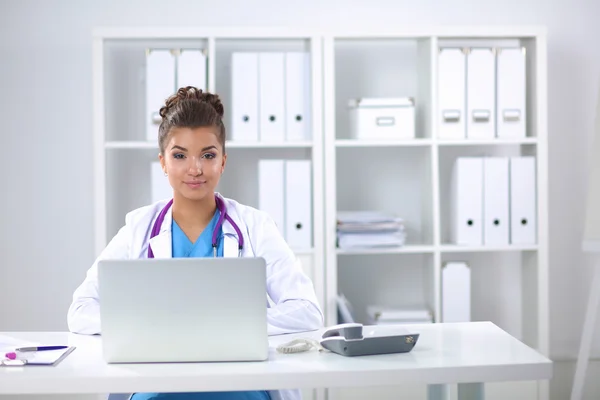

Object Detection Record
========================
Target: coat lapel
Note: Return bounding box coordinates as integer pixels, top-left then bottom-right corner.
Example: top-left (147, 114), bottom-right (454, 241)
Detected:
top-left (223, 235), bottom-right (239, 258)
top-left (147, 206), bottom-right (173, 259)
top-left (221, 205), bottom-right (243, 258)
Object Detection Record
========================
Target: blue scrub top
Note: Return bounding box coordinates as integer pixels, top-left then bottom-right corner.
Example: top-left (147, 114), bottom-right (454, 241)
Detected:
top-left (131, 210), bottom-right (270, 400)
top-left (171, 209), bottom-right (224, 258)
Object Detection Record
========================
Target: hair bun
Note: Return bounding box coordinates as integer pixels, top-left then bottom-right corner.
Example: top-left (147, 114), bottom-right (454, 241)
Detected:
top-left (199, 92), bottom-right (224, 118)
top-left (159, 86), bottom-right (224, 119)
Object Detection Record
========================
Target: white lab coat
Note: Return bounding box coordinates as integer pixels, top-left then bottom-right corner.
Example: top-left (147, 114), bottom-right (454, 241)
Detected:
top-left (68, 194), bottom-right (324, 400)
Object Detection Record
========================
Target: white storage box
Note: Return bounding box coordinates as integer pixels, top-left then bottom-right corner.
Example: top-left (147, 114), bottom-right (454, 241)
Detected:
top-left (348, 97), bottom-right (415, 139)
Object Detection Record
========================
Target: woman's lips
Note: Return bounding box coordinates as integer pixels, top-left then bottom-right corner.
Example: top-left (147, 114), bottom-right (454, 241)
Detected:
top-left (185, 181), bottom-right (206, 189)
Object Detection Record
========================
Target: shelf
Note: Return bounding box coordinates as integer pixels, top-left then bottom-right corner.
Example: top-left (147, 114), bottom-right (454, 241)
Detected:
top-left (334, 137), bottom-right (537, 148)
top-left (437, 137), bottom-right (538, 146)
top-left (440, 244), bottom-right (538, 253)
top-left (105, 141), bottom-right (158, 149)
top-left (105, 140), bottom-right (313, 150)
top-left (337, 245), bottom-right (435, 255)
top-left (335, 139), bottom-right (433, 147)
top-left (336, 245), bottom-right (537, 254)
top-left (226, 141), bottom-right (313, 149)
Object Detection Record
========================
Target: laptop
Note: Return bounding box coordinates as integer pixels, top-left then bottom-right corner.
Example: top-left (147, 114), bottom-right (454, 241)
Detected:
top-left (97, 257), bottom-right (269, 363)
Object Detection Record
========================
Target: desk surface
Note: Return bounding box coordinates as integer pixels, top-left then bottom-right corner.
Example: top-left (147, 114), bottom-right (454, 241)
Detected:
top-left (0, 322), bottom-right (552, 395)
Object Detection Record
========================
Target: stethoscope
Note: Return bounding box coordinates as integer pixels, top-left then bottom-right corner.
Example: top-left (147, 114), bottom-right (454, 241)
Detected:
top-left (147, 194), bottom-right (244, 258)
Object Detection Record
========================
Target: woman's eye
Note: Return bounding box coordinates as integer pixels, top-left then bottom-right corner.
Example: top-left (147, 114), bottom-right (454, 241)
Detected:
top-left (203, 153), bottom-right (216, 159)
top-left (173, 153), bottom-right (185, 160)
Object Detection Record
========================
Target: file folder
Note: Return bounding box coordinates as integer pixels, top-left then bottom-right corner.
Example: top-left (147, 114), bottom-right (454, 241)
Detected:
top-left (497, 48), bottom-right (526, 138)
top-left (467, 48), bottom-right (496, 139)
top-left (285, 52), bottom-right (311, 142)
top-left (231, 53), bottom-right (259, 142)
top-left (258, 160), bottom-right (285, 234)
top-left (438, 48), bottom-right (466, 139)
top-left (285, 160), bottom-right (312, 249)
top-left (509, 157), bottom-right (537, 244)
top-left (177, 50), bottom-right (207, 91)
top-left (483, 157), bottom-right (509, 245)
top-left (451, 157), bottom-right (483, 245)
top-left (146, 50), bottom-right (176, 141)
top-left (259, 53), bottom-right (286, 142)
top-left (442, 262), bottom-right (471, 323)
top-left (151, 162), bottom-right (172, 203)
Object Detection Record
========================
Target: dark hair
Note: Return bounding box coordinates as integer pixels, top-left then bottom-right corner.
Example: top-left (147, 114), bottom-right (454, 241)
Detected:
top-left (158, 86), bottom-right (226, 154)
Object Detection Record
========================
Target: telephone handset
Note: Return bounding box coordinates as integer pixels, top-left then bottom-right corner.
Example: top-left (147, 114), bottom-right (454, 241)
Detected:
top-left (276, 323), bottom-right (419, 357)
top-left (322, 322), bottom-right (364, 340)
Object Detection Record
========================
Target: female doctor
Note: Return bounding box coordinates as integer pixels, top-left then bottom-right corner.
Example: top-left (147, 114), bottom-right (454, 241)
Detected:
top-left (67, 86), bottom-right (324, 400)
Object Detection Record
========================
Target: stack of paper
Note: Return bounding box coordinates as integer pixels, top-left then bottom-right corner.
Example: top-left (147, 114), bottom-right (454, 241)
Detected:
top-left (366, 305), bottom-right (433, 325)
top-left (336, 211), bottom-right (406, 249)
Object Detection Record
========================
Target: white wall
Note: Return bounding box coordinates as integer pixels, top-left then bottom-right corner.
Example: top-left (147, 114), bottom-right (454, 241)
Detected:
top-left (2, 0), bottom-right (600, 397)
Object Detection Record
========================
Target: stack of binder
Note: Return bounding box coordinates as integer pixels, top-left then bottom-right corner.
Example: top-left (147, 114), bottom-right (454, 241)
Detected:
top-left (336, 211), bottom-right (406, 250)
top-left (438, 46), bottom-right (526, 139)
top-left (258, 159), bottom-right (312, 250)
top-left (366, 305), bottom-right (433, 325)
top-left (231, 52), bottom-right (311, 142)
top-left (146, 49), bottom-right (207, 141)
top-left (451, 156), bottom-right (536, 246)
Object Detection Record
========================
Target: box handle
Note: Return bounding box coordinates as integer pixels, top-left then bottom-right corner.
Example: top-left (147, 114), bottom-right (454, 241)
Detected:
top-left (472, 110), bottom-right (490, 123)
top-left (443, 110), bottom-right (461, 122)
top-left (503, 109), bottom-right (521, 122)
top-left (376, 117), bottom-right (395, 127)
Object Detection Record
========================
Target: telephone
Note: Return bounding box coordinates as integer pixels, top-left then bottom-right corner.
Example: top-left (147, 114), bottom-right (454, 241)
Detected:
top-left (276, 323), bottom-right (419, 357)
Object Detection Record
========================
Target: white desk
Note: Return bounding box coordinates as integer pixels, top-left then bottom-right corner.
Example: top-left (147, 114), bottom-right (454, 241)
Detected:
top-left (0, 322), bottom-right (552, 400)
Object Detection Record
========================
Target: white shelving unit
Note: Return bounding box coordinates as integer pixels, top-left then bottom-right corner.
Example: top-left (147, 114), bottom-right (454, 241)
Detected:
top-left (94, 28), bottom-right (325, 400)
top-left (322, 29), bottom-right (548, 400)
top-left (93, 26), bottom-right (548, 400)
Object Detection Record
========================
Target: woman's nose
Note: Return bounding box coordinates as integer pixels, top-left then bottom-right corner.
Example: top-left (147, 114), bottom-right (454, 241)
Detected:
top-left (187, 157), bottom-right (202, 174)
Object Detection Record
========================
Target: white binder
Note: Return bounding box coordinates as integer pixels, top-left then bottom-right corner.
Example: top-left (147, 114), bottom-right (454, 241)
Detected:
top-left (258, 160), bottom-right (285, 234)
top-left (467, 48), bottom-right (496, 139)
top-left (483, 157), bottom-right (509, 245)
top-left (285, 52), bottom-right (311, 142)
top-left (150, 162), bottom-right (172, 203)
top-left (442, 262), bottom-right (471, 323)
top-left (451, 157), bottom-right (483, 245)
top-left (231, 52), bottom-right (259, 142)
top-left (497, 47), bottom-right (526, 138)
top-left (285, 160), bottom-right (312, 250)
top-left (176, 50), bottom-right (207, 91)
top-left (438, 48), bottom-right (466, 139)
top-left (259, 53), bottom-right (286, 142)
top-left (509, 157), bottom-right (537, 244)
top-left (146, 50), bottom-right (176, 142)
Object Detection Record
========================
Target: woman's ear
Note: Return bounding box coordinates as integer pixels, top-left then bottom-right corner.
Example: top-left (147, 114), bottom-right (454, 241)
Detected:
top-left (221, 153), bottom-right (227, 174)
top-left (159, 153), bottom-right (166, 174)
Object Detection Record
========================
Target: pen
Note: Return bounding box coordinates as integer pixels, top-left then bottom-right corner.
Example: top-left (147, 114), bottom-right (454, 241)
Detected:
top-left (4, 346), bottom-right (68, 360)
top-left (14, 346), bottom-right (68, 352)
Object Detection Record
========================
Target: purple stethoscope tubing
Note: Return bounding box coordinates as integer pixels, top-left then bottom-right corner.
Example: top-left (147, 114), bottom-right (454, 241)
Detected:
top-left (147, 194), bottom-right (244, 258)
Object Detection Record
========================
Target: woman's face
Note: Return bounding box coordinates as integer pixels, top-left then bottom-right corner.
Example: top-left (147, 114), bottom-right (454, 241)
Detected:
top-left (159, 126), bottom-right (226, 202)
